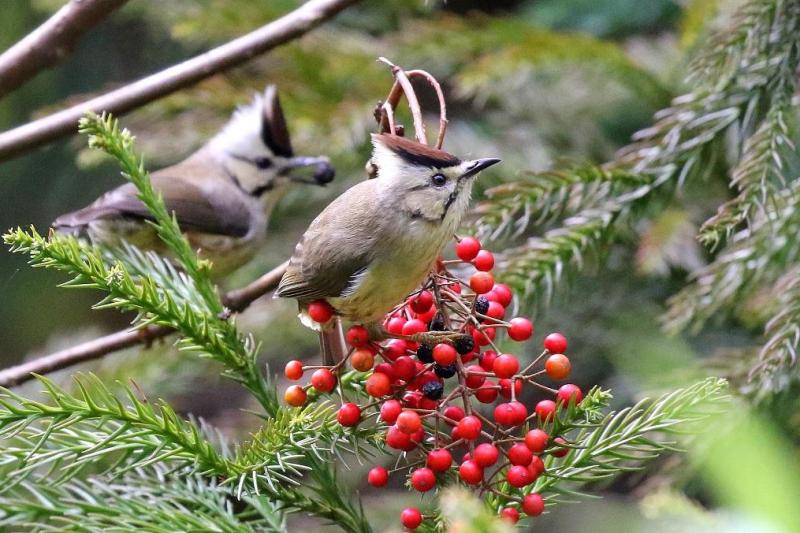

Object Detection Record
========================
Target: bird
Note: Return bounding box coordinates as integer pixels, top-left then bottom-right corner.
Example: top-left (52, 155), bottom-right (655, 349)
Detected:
top-left (53, 85), bottom-right (335, 276)
top-left (276, 133), bottom-right (500, 363)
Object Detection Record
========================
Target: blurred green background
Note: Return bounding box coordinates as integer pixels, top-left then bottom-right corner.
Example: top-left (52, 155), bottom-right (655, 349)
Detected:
top-left (1, 1), bottom-right (797, 532)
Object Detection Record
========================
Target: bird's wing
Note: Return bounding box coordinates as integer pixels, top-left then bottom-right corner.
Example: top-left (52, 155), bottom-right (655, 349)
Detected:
top-left (277, 180), bottom-right (379, 301)
top-left (53, 173), bottom-right (252, 238)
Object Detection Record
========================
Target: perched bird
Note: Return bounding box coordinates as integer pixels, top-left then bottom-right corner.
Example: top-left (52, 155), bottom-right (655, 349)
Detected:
top-left (277, 133), bottom-right (500, 363)
top-left (53, 85), bottom-right (335, 275)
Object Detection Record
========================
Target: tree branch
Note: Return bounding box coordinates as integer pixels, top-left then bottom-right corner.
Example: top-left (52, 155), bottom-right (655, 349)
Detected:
top-left (0, 0), bottom-right (130, 100)
top-left (0, 0), bottom-right (361, 163)
top-left (0, 261), bottom-right (288, 388)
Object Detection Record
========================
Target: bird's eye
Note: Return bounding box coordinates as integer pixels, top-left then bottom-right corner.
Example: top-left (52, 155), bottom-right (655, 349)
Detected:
top-left (254, 157), bottom-right (272, 169)
top-left (431, 173), bottom-right (447, 187)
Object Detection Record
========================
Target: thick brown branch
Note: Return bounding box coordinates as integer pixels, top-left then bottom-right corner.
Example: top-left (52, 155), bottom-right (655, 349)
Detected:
top-left (0, 0), bottom-right (129, 100)
top-left (0, 262), bottom-right (288, 388)
top-left (0, 0), bottom-right (361, 163)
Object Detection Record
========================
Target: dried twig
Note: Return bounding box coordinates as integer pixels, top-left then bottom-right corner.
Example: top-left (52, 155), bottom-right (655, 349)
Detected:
top-left (0, 261), bottom-right (288, 388)
top-left (0, 0), bottom-right (361, 163)
top-left (0, 0), bottom-right (130, 100)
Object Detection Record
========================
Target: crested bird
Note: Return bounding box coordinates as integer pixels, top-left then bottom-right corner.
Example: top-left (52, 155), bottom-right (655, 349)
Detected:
top-left (53, 85), bottom-right (335, 275)
top-left (276, 133), bottom-right (500, 364)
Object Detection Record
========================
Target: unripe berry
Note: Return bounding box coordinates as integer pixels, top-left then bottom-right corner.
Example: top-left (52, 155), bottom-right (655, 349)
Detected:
top-left (351, 349), bottom-right (375, 372)
top-left (469, 272), bottom-right (494, 294)
top-left (433, 343), bottom-right (457, 366)
top-left (473, 249), bottom-right (495, 271)
top-left (557, 383), bottom-right (583, 406)
top-left (522, 493), bottom-right (545, 516)
top-left (506, 465), bottom-right (532, 487)
top-left (380, 399), bottom-right (402, 424)
top-left (410, 290), bottom-right (434, 314)
top-left (456, 236), bottom-right (481, 261)
top-left (396, 410), bottom-right (422, 434)
top-left (544, 332), bottom-right (568, 354)
top-left (508, 317), bottom-right (533, 341)
top-left (457, 415), bottom-right (482, 440)
top-left (283, 385), bottom-right (307, 407)
top-left (346, 325), bottom-right (369, 347)
top-left (545, 353), bottom-right (571, 380)
top-left (367, 466), bottom-right (388, 487)
top-left (337, 403), bottom-right (361, 427)
top-left (508, 443), bottom-right (533, 466)
top-left (426, 448), bottom-right (453, 472)
top-left (307, 300), bottom-right (334, 323)
top-left (525, 429), bottom-right (549, 453)
top-left (400, 507), bottom-right (423, 529)
top-left (284, 360), bottom-right (303, 380)
top-left (410, 467), bottom-right (436, 492)
top-left (473, 443), bottom-right (499, 467)
top-left (499, 507), bottom-right (519, 523)
top-left (536, 399), bottom-right (557, 421)
top-left (492, 353), bottom-right (520, 379)
top-left (366, 372), bottom-right (392, 397)
top-left (458, 459), bottom-right (483, 484)
top-left (310, 368), bottom-right (337, 393)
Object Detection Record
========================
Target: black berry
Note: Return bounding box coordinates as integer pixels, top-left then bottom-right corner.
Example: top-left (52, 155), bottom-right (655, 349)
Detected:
top-left (417, 344), bottom-right (434, 363)
top-left (421, 380), bottom-right (444, 400)
top-left (454, 335), bottom-right (474, 355)
top-left (434, 363), bottom-right (457, 378)
top-left (430, 313), bottom-right (446, 331)
top-left (475, 296), bottom-right (490, 315)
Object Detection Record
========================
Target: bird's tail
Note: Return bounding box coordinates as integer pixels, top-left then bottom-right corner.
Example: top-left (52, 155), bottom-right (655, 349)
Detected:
top-left (319, 316), bottom-right (347, 366)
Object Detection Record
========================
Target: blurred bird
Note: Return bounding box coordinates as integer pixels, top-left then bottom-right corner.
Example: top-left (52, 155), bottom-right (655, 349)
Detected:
top-left (53, 85), bottom-right (335, 275)
top-left (277, 133), bottom-right (500, 363)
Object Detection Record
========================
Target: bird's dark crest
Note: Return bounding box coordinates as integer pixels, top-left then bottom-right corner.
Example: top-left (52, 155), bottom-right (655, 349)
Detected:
top-left (373, 134), bottom-right (460, 168)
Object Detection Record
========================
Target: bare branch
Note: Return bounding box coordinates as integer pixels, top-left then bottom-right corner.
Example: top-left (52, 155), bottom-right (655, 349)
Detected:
top-left (0, 0), bottom-right (130, 100)
top-left (0, 0), bottom-right (361, 163)
top-left (0, 261), bottom-right (289, 387)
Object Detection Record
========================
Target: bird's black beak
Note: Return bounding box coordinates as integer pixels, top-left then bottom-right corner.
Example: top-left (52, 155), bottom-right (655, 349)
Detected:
top-left (284, 156), bottom-right (336, 186)
top-left (461, 158), bottom-right (501, 180)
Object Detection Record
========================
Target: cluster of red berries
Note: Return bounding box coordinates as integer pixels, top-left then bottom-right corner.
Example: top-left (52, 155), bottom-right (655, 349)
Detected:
top-left (283, 236), bottom-right (586, 529)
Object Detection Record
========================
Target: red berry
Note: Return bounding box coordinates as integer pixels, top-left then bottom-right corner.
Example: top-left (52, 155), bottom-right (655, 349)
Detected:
top-left (346, 325), bottom-right (369, 347)
top-left (433, 343), bottom-right (457, 366)
top-left (380, 399), bottom-right (402, 424)
top-left (456, 236), bottom-right (481, 261)
top-left (400, 507), bottom-right (423, 529)
top-left (366, 372), bottom-right (392, 397)
top-left (351, 349), bottom-right (375, 372)
top-left (474, 382), bottom-right (499, 403)
top-left (472, 326), bottom-right (496, 346)
top-left (509, 400), bottom-right (528, 425)
top-left (410, 290), bottom-right (434, 314)
top-left (545, 353), bottom-right (571, 380)
top-left (283, 385), bottom-right (306, 407)
top-left (535, 399), bottom-right (557, 421)
top-left (525, 429), bottom-right (549, 453)
top-left (458, 459), bottom-right (483, 484)
top-left (557, 384), bottom-right (583, 406)
top-left (552, 437), bottom-right (569, 457)
top-left (407, 427), bottom-right (425, 451)
top-left (373, 363), bottom-right (395, 380)
top-left (473, 249), bottom-right (495, 271)
top-left (442, 405), bottom-right (465, 423)
top-left (465, 365), bottom-right (486, 389)
top-left (410, 467), bottom-right (436, 492)
top-left (393, 355), bottom-right (417, 382)
top-left (479, 350), bottom-right (497, 371)
top-left (544, 332), bottom-right (568, 354)
top-left (506, 465), bottom-right (532, 487)
top-left (493, 402), bottom-right (515, 426)
top-left (473, 443), bottom-right (499, 467)
top-left (396, 410), bottom-right (422, 434)
top-left (383, 339), bottom-right (407, 361)
top-left (492, 354), bottom-right (520, 379)
top-left (500, 507), bottom-right (519, 523)
top-left (492, 283), bottom-right (513, 307)
top-left (457, 415), bottom-right (482, 440)
top-left (485, 301), bottom-right (506, 320)
top-left (386, 316), bottom-right (406, 335)
top-left (367, 466), bottom-right (388, 487)
top-left (337, 403), bottom-right (361, 427)
top-left (284, 360), bottom-right (303, 380)
top-left (310, 368), bottom-right (337, 393)
top-left (415, 305), bottom-right (437, 323)
top-left (499, 378), bottom-right (523, 400)
top-left (469, 272), bottom-right (494, 294)
top-left (508, 317), bottom-right (533, 341)
top-left (528, 455), bottom-right (545, 477)
top-left (426, 448), bottom-right (453, 472)
top-left (402, 319), bottom-right (427, 336)
top-left (307, 300), bottom-right (334, 323)
top-left (386, 425), bottom-right (412, 450)
top-left (508, 443), bottom-right (533, 466)
top-left (522, 494), bottom-right (545, 516)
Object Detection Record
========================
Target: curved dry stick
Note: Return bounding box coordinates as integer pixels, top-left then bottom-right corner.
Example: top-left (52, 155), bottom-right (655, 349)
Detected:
top-left (406, 69), bottom-right (448, 149)
top-left (0, 0), bottom-right (130, 100)
top-left (0, 0), bottom-right (361, 163)
top-left (377, 57), bottom-right (427, 144)
top-left (0, 261), bottom-right (289, 388)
